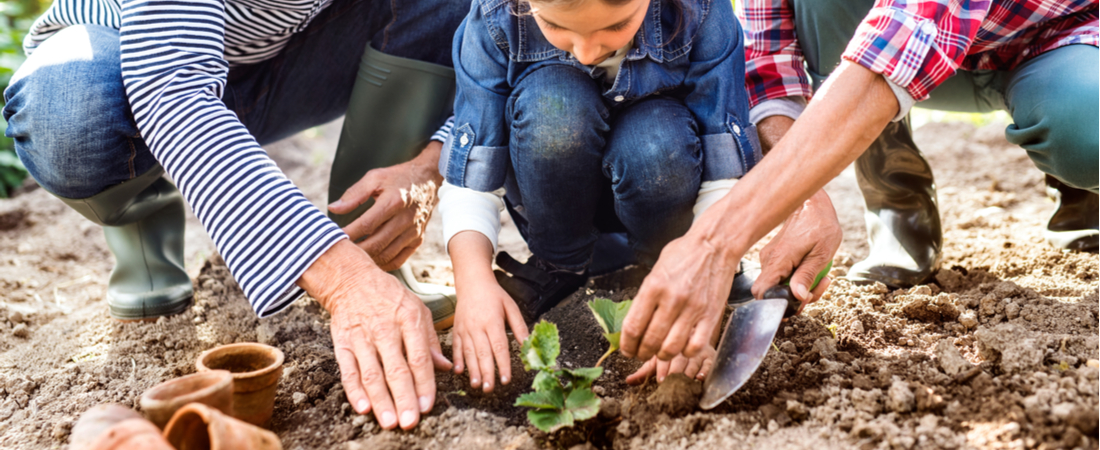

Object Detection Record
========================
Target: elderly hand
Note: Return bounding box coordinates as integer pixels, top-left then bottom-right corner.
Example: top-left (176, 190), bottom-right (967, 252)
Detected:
top-left (298, 240), bottom-right (451, 430)
top-left (752, 189), bottom-right (842, 308)
top-left (328, 142), bottom-right (444, 271)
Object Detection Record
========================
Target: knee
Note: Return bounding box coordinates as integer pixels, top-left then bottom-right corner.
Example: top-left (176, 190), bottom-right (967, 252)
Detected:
top-left (4, 26), bottom-right (139, 197)
top-left (511, 66), bottom-right (607, 165)
top-left (607, 106), bottom-right (701, 204)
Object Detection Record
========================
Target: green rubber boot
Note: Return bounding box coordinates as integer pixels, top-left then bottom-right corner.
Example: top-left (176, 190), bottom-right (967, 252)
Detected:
top-left (58, 166), bottom-right (193, 320)
top-left (328, 46), bottom-right (457, 328)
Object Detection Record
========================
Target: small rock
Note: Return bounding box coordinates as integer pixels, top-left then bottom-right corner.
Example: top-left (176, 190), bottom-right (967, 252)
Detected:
top-left (934, 340), bottom-right (974, 376)
top-left (779, 341), bottom-right (797, 354)
top-left (914, 385), bottom-right (944, 412)
top-left (812, 338), bottom-right (837, 359)
top-left (886, 380), bottom-right (914, 413)
top-left (598, 398), bottom-right (620, 419)
top-left (767, 419), bottom-right (779, 433)
top-left (1004, 302), bottom-right (1020, 320)
top-left (786, 400), bottom-right (808, 420)
top-left (51, 419), bottom-right (73, 440)
top-left (616, 419), bottom-right (633, 437)
top-left (958, 311), bottom-right (978, 329)
top-left (849, 319), bottom-right (864, 334)
top-left (11, 324), bottom-right (27, 338)
top-left (292, 392), bottom-right (308, 405)
top-left (591, 385), bottom-right (605, 395)
top-left (759, 403), bottom-right (782, 421)
top-left (850, 388), bottom-right (882, 415)
top-left (7, 311), bottom-right (23, 324)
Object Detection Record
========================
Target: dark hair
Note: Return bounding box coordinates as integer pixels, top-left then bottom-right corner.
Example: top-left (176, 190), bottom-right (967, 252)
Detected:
top-left (515, 0), bottom-right (690, 44)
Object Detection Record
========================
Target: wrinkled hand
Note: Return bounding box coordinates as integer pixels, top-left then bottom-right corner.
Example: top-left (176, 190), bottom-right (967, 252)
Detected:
top-left (298, 240), bottom-right (451, 430)
top-left (752, 189), bottom-right (842, 309)
top-left (452, 279), bottom-right (528, 393)
top-left (328, 142), bottom-right (444, 271)
top-left (620, 233), bottom-right (739, 363)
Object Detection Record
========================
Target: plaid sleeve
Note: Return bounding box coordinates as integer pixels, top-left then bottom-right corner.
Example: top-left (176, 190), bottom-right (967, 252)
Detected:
top-left (841, 0), bottom-right (990, 101)
top-left (737, 0), bottom-right (812, 108)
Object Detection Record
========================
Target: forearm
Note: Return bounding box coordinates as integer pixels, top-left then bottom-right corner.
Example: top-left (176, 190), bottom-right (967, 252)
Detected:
top-left (413, 141), bottom-right (445, 188)
top-left (449, 231), bottom-right (498, 286)
top-left (691, 61), bottom-right (898, 258)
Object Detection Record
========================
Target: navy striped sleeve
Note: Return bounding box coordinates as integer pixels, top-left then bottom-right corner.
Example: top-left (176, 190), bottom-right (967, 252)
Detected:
top-left (431, 116), bottom-right (455, 143)
top-left (119, 0), bottom-right (347, 317)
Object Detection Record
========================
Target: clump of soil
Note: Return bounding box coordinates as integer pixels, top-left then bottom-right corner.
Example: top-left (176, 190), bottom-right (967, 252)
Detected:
top-left (0, 119), bottom-right (1094, 449)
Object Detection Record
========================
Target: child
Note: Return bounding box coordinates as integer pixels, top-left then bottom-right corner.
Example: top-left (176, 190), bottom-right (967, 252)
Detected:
top-left (437, 0), bottom-right (761, 392)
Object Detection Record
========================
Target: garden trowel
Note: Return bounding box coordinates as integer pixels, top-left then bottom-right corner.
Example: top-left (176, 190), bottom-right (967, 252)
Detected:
top-left (700, 262), bottom-right (832, 410)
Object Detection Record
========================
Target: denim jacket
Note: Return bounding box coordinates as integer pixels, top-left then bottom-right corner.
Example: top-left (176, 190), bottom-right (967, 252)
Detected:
top-left (440, 0), bottom-right (762, 192)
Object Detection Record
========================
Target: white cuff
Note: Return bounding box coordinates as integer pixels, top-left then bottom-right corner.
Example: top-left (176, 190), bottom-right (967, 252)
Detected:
top-left (749, 96), bottom-right (807, 125)
top-left (438, 181), bottom-right (506, 254)
top-left (884, 78), bottom-right (916, 122)
top-left (693, 178), bottom-right (737, 223)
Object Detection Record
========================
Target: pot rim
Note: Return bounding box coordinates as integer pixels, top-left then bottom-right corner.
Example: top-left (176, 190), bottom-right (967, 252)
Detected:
top-left (196, 343), bottom-right (285, 380)
top-left (140, 370), bottom-right (233, 406)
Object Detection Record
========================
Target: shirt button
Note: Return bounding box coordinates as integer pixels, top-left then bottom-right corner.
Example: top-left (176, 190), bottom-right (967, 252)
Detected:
top-left (921, 22), bottom-right (936, 34)
top-left (614, 95), bottom-right (625, 102)
top-left (732, 124), bottom-right (742, 135)
top-left (459, 134), bottom-right (469, 146)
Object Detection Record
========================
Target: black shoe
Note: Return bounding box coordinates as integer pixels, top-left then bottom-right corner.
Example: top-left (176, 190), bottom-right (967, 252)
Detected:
top-left (494, 252), bottom-right (589, 324)
top-left (846, 118), bottom-right (942, 289)
top-left (729, 260), bottom-right (760, 305)
top-left (1044, 175), bottom-right (1099, 252)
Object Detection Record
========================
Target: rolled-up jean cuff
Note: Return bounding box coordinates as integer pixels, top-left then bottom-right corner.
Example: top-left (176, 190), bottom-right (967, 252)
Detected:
top-left (701, 133), bottom-right (744, 181)
top-left (463, 145), bottom-right (509, 191)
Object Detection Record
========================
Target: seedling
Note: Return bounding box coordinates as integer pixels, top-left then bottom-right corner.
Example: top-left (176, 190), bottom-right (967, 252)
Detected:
top-left (587, 298), bottom-right (632, 367)
top-left (515, 321), bottom-right (603, 432)
top-left (514, 298), bottom-right (633, 432)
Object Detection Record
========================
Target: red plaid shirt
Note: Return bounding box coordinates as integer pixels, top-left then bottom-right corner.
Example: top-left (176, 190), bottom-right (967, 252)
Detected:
top-left (737, 0), bottom-right (1099, 107)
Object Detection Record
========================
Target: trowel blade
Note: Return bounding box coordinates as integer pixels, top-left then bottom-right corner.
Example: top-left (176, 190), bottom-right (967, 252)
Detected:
top-left (699, 298), bottom-right (786, 410)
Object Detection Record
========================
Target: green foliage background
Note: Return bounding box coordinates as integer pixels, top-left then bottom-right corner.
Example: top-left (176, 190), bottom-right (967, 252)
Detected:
top-left (0, 0), bottom-right (48, 197)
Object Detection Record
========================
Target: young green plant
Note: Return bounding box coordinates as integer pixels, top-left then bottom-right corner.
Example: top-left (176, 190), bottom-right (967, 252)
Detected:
top-left (587, 298), bottom-right (632, 367)
top-left (514, 321), bottom-right (603, 433)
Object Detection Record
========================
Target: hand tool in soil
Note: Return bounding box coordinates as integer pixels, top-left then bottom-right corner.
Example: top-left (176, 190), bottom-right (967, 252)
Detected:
top-left (700, 261), bottom-right (832, 410)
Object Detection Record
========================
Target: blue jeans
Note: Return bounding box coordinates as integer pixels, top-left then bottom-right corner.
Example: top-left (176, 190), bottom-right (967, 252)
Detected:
top-left (503, 65), bottom-right (703, 270)
top-left (3, 0), bottom-right (466, 199)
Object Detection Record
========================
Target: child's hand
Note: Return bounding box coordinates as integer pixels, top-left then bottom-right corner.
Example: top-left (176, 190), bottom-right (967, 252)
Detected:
top-left (624, 344), bottom-right (716, 385)
top-left (452, 279), bottom-right (529, 393)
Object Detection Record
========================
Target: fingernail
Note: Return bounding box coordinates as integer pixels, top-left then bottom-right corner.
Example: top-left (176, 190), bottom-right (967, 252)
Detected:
top-left (356, 399), bottom-right (369, 413)
top-left (482, 381), bottom-right (491, 391)
top-left (501, 376), bottom-right (509, 384)
top-left (419, 396), bottom-right (431, 413)
top-left (400, 410), bottom-right (417, 428)
top-left (796, 285), bottom-right (810, 300)
top-left (381, 411), bottom-right (397, 428)
top-left (471, 378), bottom-right (479, 386)
top-left (328, 199), bottom-right (344, 210)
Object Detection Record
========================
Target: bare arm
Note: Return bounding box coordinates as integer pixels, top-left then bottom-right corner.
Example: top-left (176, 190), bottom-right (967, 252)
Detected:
top-left (621, 61), bottom-right (899, 361)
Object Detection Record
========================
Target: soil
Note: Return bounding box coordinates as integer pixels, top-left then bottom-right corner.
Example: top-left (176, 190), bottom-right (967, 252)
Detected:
top-left (0, 118), bottom-right (1095, 450)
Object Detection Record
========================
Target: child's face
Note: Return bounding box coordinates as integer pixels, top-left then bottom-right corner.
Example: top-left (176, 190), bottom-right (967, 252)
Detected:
top-left (529, 0), bottom-right (650, 66)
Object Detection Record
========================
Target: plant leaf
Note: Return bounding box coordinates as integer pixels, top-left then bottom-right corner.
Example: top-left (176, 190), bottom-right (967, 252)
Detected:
top-left (587, 298), bottom-right (632, 352)
top-left (564, 388), bottom-right (601, 422)
top-left (520, 320), bottom-right (560, 371)
top-left (515, 389), bottom-right (565, 410)
top-left (565, 367), bottom-right (603, 390)
top-left (527, 408), bottom-right (573, 433)
top-left (533, 370), bottom-right (561, 392)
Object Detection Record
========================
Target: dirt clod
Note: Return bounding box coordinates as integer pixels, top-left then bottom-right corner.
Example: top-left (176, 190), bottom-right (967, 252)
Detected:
top-left (646, 374), bottom-right (701, 416)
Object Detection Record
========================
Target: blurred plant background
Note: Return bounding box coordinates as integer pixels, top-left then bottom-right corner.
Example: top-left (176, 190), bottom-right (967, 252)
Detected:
top-left (0, 0), bottom-right (48, 197)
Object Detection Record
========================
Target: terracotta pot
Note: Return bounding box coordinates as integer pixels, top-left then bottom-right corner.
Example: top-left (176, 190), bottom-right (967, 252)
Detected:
top-left (71, 404), bottom-right (173, 450)
top-left (140, 370), bottom-right (234, 428)
top-left (163, 403), bottom-right (282, 450)
top-left (197, 343), bottom-right (285, 426)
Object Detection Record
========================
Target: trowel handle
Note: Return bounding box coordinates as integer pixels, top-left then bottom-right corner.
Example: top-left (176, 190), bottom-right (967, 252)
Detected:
top-left (768, 261), bottom-right (834, 318)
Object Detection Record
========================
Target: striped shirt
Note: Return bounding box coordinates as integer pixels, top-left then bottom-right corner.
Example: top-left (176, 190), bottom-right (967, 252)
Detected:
top-left (24, 0), bottom-right (347, 317)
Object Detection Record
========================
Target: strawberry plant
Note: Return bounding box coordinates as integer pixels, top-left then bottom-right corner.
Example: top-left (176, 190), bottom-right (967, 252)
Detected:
top-left (514, 298), bottom-right (633, 432)
top-left (587, 298), bottom-right (632, 367)
top-left (515, 321), bottom-right (602, 432)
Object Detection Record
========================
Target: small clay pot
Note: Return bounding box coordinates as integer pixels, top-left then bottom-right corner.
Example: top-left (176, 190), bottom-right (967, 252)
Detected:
top-left (71, 404), bottom-right (173, 450)
top-left (140, 370), bottom-right (234, 428)
top-left (197, 343), bottom-right (284, 426)
top-left (163, 403), bottom-right (282, 450)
